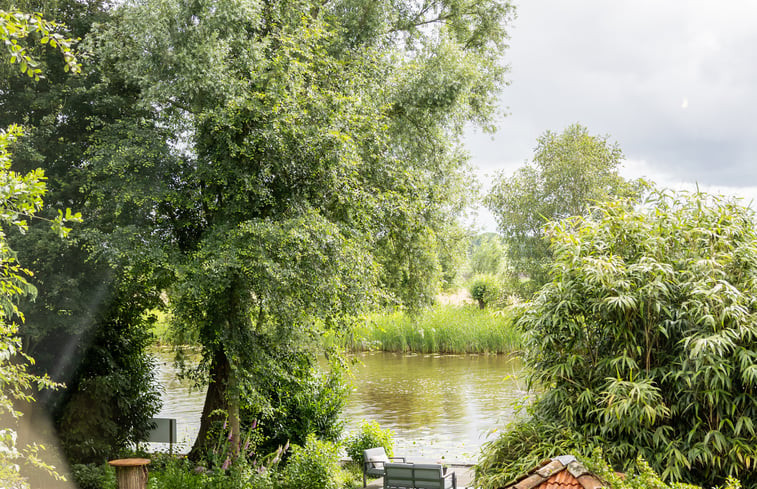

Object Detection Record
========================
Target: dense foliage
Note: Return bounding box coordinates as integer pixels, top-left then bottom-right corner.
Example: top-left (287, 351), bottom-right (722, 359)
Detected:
top-left (580, 450), bottom-right (742, 489)
top-left (0, 9), bottom-right (79, 79)
top-left (478, 190), bottom-right (757, 487)
top-left (0, 11), bottom-right (82, 486)
top-left (476, 408), bottom-right (591, 488)
top-left (73, 435), bottom-right (367, 489)
top-left (479, 447), bottom-right (742, 489)
top-left (2, 0), bottom-right (515, 468)
top-left (344, 420), bottom-right (395, 466)
top-left (243, 354), bottom-right (348, 455)
top-left (1, 0), bottom-right (164, 463)
top-left (281, 434), bottom-right (348, 489)
top-left (485, 123), bottom-right (641, 296)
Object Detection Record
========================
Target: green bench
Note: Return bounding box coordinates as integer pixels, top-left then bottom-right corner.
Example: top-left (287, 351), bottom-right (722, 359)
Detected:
top-left (383, 462), bottom-right (457, 489)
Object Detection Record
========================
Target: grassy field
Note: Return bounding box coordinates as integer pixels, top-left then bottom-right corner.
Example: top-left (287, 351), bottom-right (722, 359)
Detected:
top-left (341, 305), bottom-right (521, 354)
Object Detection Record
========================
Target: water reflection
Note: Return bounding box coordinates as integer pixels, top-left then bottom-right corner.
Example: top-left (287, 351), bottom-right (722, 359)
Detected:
top-left (150, 350), bottom-right (527, 462)
top-left (342, 352), bottom-right (526, 463)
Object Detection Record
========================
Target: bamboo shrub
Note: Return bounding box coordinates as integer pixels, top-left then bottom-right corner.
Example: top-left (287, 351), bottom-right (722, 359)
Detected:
top-left (482, 190), bottom-right (757, 487)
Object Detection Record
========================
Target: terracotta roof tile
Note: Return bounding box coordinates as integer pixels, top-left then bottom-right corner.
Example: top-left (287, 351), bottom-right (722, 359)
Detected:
top-left (541, 470), bottom-right (582, 489)
top-left (504, 456), bottom-right (607, 489)
top-left (555, 471), bottom-right (575, 484)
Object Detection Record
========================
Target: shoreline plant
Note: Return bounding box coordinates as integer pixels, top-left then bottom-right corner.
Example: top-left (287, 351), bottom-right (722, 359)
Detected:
top-left (344, 420), bottom-right (395, 467)
top-left (468, 274), bottom-right (502, 309)
top-left (341, 305), bottom-right (521, 354)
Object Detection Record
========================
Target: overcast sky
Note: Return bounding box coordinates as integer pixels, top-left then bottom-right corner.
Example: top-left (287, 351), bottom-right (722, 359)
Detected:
top-left (465, 0), bottom-right (757, 232)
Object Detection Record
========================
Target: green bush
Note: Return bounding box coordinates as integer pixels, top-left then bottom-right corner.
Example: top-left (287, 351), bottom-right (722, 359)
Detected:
top-left (147, 457), bottom-right (252, 489)
top-left (478, 440), bottom-right (744, 489)
top-left (281, 434), bottom-right (346, 489)
top-left (476, 406), bottom-right (595, 488)
top-left (480, 191), bottom-right (757, 487)
top-left (245, 356), bottom-right (348, 456)
top-left (468, 274), bottom-right (501, 309)
top-left (241, 470), bottom-right (277, 489)
top-left (71, 463), bottom-right (117, 489)
top-left (344, 420), bottom-right (394, 466)
top-left (147, 458), bottom-right (204, 489)
top-left (581, 449), bottom-right (742, 489)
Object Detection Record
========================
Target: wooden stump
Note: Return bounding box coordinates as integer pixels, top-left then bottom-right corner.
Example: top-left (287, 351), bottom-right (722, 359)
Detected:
top-left (108, 458), bottom-right (150, 489)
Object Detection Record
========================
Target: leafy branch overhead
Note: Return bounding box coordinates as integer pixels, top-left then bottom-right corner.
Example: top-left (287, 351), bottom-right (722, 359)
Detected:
top-left (0, 10), bottom-right (80, 79)
top-left (0, 126), bottom-right (81, 238)
top-left (0, 8), bottom-right (82, 485)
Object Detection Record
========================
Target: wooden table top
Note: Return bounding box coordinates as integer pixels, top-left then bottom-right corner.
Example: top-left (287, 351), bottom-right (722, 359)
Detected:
top-left (108, 458), bottom-right (151, 467)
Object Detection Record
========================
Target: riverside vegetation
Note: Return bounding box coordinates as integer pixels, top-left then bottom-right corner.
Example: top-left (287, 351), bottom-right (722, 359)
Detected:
top-left (339, 305), bottom-right (522, 354)
top-left (4, 0), bottom-right (515, 485)
top-left (4, 4), bottom-right (753, 489)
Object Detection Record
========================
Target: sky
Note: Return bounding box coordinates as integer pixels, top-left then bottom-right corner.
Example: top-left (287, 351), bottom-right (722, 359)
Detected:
top-left (465, 0), bottom-right (757, 232)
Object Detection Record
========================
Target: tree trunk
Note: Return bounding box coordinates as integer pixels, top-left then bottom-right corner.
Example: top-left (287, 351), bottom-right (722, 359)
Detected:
top-left (189, 277), bottom-right (246, 461)
top-left (188, 348), bottom-right (230, 461)
top-left (229, 366), bottom-right (241, 459)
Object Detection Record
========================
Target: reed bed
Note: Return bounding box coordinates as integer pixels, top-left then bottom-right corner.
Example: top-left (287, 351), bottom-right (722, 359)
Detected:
top-left (343, 305), bottom-right (521, 354)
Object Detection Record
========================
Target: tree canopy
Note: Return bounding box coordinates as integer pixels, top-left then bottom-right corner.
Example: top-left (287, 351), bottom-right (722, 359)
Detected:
top-left (2, 0), bottom-right (516, 467)
top-left (485, 123), bottom-right (642, 296)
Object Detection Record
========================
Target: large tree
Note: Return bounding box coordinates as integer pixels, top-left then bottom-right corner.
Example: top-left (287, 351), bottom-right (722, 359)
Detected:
top-left (485, 123), bottom-right (642, 296)
top-left (89, 0), bottom-right (515, 458)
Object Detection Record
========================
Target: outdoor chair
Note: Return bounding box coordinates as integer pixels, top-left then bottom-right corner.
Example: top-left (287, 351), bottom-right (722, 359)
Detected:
top-left (363, 447), bottom-right (406, 487)
top-left (383, 462), bottom-right (457, 489)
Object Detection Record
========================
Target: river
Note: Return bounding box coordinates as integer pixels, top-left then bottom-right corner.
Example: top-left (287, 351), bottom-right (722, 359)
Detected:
top-left (150, 350), bottom-right (526, 463)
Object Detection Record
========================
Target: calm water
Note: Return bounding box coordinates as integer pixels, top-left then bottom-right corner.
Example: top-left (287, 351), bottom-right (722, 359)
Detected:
top-left (150, 350), bottom-right (526, 462)
top-left (150, 348), bottom-right (206, 453)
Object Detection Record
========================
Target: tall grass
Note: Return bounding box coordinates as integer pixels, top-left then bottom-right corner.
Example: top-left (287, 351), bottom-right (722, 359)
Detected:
top-left (147, 308), bottom-right (173, 345)
top-left (342, 305), bottom-right (521, 354)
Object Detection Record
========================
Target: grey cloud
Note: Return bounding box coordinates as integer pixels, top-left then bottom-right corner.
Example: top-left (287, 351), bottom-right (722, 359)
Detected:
top-left (467, 0), bottom-right (757, 191)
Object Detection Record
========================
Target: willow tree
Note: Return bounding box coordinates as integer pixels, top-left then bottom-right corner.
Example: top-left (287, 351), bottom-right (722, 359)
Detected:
top-left (91, 0), bottom-right (515, 458)
top-left (485, 124), bottom-right (642, 296)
